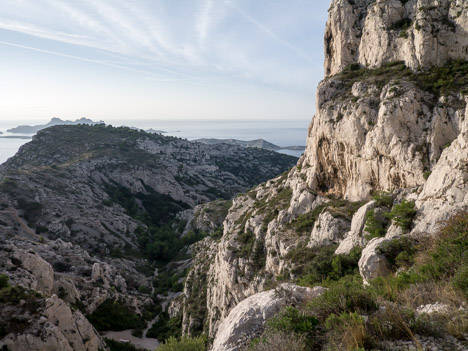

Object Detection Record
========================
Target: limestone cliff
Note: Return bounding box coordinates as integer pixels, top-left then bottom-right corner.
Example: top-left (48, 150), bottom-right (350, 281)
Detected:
top-left (177, 0), bottom-right (468, 348)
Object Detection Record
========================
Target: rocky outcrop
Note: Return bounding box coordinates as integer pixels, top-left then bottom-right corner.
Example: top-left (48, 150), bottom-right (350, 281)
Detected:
top-left (211, 284), bottom-right (325, 351)
top-left (358, 237), bottom-right (392, 285)
top-left (307, 210), bottom-right (350, 248)
top-left (325, 0), bottom-right (468, 76)
top-left (336, 200), bottom-right (375, 254)
top-left (0, 293), bottom-right (106, 351)
top-left (8, 249), bottom-right (54, 295)
top-left (413, 102), bottom-right (468, 234)
top-left (301, 0), bottom-right (468, 201)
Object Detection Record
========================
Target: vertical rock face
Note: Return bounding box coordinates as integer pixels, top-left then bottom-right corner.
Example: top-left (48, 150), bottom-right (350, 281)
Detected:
top-left (180, 0), bottom-right (468, 345)
top-left (325, 0), bottom-right (468, 77)
top-left (303, 0), bottom-right (468, 201)
top-left (413, 102), bottom-right (468, 233)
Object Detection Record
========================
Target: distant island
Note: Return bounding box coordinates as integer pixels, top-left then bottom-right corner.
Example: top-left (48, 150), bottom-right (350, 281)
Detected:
top-left (194, 138), bottom-right (306, 151)
top-left (0, 135), bottom-right (32, 139)
top-left (7, 117), bottom-right (102, 134)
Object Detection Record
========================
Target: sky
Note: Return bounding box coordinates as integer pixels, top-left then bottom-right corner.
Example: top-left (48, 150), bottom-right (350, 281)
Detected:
top-left (0, 0), bottom-right (330, 122)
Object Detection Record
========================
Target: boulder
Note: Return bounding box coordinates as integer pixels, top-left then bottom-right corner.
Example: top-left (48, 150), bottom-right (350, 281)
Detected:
top-left (307, 211), bottom-right (350, 248)
top-left (211, 284), bottom-right (325, 351)
top-left (359, 237), bottom-right (392, 285)
top-left (336, 201), bottom-right (376, 254)
top-left (11, 250), bottom-right (54, 295)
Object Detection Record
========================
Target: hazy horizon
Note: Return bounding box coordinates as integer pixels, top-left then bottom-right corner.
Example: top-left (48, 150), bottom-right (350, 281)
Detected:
top-left (0, 1), bottom-right (329, 122)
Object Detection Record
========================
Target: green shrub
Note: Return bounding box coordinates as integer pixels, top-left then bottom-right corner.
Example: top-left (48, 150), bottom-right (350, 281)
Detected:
top-left (453, 266), bottom-right (468, 299)
top-left (372, 191), bottom-right (393, 207)
top-left (268, 306), bottom-right (318, 335)
top-left (237, 231), bottom-right (256, 257)
top-left (146, 312), bottom-right (181, 340)
top-left (153, 270), bottom-right (184, 295)
top-left (386, 200), bottom-right (416, 230)
top-left (289, 246), bottom-right (362, 287)
top-left (308, 276), bottom-right (378, 319)
top-left (87, 299), bottom-right (146, 332)
top-left (364, 210), bottom-right (386, 240)
top-left (377, 237), bottom-right (416, 269)
top-left (105, 338), bottom-right (139, 351)
top-left (247, 330), bottom-right (307, 351)
top-left (417, 212), bottom-right (468, 281)
top-left (157, 336), bottom-right (206, 351)
top-left (324, 312), bottom-right (369, 350)
top-left (391, 17), bottom-right (412, 31)
top-left (0, 274), bottom-right (9, 289)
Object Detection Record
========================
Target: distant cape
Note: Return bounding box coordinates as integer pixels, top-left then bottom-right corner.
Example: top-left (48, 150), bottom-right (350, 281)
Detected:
top-left (7, 117), bottom-right (102, 134)
top-left (194, 138), bottom-right (305, 151)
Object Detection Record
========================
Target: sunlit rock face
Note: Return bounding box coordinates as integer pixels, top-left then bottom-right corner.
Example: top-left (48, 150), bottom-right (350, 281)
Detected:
top-left (193, 0), bottom-right (468, 344)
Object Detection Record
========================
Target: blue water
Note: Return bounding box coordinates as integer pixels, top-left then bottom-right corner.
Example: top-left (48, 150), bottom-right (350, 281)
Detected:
top-left (0, 119), bottom-right (309, 164)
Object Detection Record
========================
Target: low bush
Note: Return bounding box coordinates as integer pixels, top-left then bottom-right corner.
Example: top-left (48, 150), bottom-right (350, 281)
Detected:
top-left (157, 335), bottom-right (206, 351)
top-left (364, 210), bottom-right (386, 240)
top-left (153, 270), bottom-right (184, 296)
top-left (372, 192), bottom-right (393, 207)
top-left (246, 330), bottom-right (307, 351)
top-left (87, 299), bottom-right (146, 332)
top-left (324, 312), bottom-right (370, 350)
top-left (386, 200), bottom-right (416, 230)
top-left (0, 274), bottom-right (8, 289)
top-left (288, 246), bottom-right (362, 287)
top-left (308, 275), bottom-right (378, 319)
top-left (146, 312), bottom-right (181, 341)
top-left (105, 338), bottom-right (140, 351)
top-left (377, 237), bottom-right (416, 269)
top-left (268, 306), bottom-right (319, 335)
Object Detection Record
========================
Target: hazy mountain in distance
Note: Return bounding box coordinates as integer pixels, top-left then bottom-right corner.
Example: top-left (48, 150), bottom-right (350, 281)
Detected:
top-left (194, 138), bottom-right (305, 151)
top-left (7, 117), bottom-right (102, 134)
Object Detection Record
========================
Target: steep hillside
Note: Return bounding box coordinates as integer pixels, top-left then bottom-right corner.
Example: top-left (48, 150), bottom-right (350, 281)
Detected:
top-left (0, 124), bottom-right (296, 253)
top-left (0, 124), bottom-right (297, 351)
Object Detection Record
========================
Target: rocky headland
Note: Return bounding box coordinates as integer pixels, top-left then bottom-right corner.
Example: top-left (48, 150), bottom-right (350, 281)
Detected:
top-left (7, 117), bottom-right (101, 134)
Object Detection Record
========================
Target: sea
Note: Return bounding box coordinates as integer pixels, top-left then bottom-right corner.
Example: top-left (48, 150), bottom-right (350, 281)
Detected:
top-left (0, 119), bottom-right (310, 165)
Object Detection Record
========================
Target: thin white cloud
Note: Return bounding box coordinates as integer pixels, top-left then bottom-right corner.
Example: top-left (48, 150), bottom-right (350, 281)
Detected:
top-left (196, 0), bottom-right (214, 46)
top-left (0, 40), bottom-right (198, 82)
top-left (0, 0), bottom-right (319, 92)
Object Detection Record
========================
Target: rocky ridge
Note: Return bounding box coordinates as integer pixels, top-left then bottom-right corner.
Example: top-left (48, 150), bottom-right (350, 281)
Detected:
top-left (0, 124), bottom-right (297, 350)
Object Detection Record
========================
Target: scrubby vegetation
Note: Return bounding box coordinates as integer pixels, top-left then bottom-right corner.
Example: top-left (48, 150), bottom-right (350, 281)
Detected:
top-left (289, 199), bottom-right (364, 235)
top-left (87, 299), bottom-right (146, 332)
top-left (157, 335), bottom-right (206, 351)
top-left (0, 277), bottom-right (44, 339)
top-left (338, 60), bottom-right (468, 98)
top-left (105, 338), bottom-right (140, 351)
top-left (146, 313), bottom-right (182, 341)
top-left (386, 200), bottom-right (416, 231)
top-left (285, 245), bottom-right (362, 287)
top-left (248, 212), bottom-right (468, 350)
